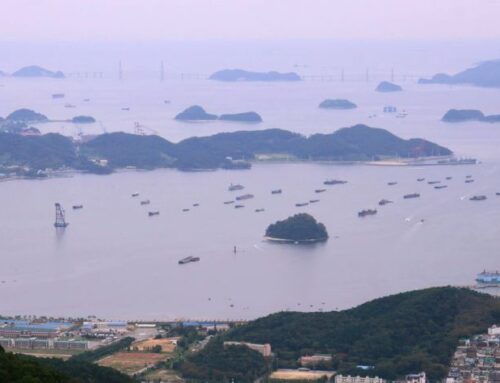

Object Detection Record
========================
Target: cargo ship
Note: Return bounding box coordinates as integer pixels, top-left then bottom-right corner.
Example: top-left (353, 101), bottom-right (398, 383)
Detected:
top-left (358, 209), bottom-right (377, 217)
top-left (476, 270), bottom-right (500, 284)
top-left (470, 195), bottom-right (487, 201)
top-left (228, 184), bottom-right (244, 191)
top-left (178, 256), bottom-right (200, 265)
top-left (236, 194), bottom-right (254, 201)
top-left (324, 179), bottom-right (347, 185)
top-left (404, 193), bottom-right (420, 199)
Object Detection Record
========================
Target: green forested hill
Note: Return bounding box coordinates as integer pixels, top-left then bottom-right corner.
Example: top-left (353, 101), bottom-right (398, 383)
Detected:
top-left (223, 287), bottom-right (500, 381)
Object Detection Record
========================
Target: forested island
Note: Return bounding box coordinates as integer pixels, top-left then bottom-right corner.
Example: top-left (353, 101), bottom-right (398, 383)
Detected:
top-left (375, 81), bottom-right (403, 92)
top-left (0, 124), bottom-right (452, 175)
top-left (441, 109), bottom-right (500, 123)
top-left (5, 108), bottom-right (48, 122)
top-left (72, 115), bottom-right (96, 124)
top-left (319, 99), bottom-right (357, 109)
top-left (182, 287), bottom-right (500, 382)
top-left (265, 213), bottom-right (328, 242)
top-left (209, 69), bottom-right (301, 82)
top-left (175, 105), bottom-right (262, 122)
top-left (11, 65), bottom-right (65, 78)
top-left (419, 60), bottom-right (500, 88)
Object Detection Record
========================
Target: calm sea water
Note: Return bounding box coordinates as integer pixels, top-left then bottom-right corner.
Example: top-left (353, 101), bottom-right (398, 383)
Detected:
top-left (0, 41), bottom-right (500, 320)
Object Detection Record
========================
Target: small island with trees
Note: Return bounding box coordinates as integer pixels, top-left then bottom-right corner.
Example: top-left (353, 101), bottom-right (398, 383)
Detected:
top-left (319, 99), bottom-right (357, 109)
top-left (265, 213), bottom-right (328, 243)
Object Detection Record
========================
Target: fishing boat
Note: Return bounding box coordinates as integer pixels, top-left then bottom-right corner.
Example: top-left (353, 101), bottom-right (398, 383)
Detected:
top-left (234, 204), bottom-right (245, 209)
top-left (324, 179), bottom-right (347, 185)
top-left (295, 202), bottom-right (309, 207)
top-left (148, 211), bottom-right (160, 216)
top-left (224, 200), bottom-right (235, 205)
top-left (236, 194), bottom-right (254, 201)
top-left (387, 182), bottom-right (398, 186)
top-left (131, 192), bottom-right (139, 197)
top-left (271, 189), bottom-right (282, 194)
top-left (434, 185), bottom-right (448, 189)
top-left (417, 178), bottom-right (425, 182)
top-left (182, 208), bottom-right (190, 212)
top-left (309, 199), bottom-right (320, 203)
top-left (315, 189), bottom-right (326, 193)
top-left (378, 199), bottom-right (393, 206)
top-left (255, 208), bottom-right (265, 212)
top-left (140, 200), bottom-right (150, 205)
top-left (465, 179), bottom-right (475, 183)
top-left (72, 204), bottom-right (83, 209)
top-left (469, 195), bottom-right (487, 201)
top-left (358, 209), bottom-right (377, 217)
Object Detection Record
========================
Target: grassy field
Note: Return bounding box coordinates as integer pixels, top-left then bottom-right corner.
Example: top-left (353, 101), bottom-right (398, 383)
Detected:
top-left (270, 369), bottom-right (335, 381)
top-left (131, 337), bottom-right (178, 353)
top-left (98, 352), bottom-right (168, 375)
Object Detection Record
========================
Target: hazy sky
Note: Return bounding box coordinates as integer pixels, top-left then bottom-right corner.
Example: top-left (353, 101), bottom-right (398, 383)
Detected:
top-left (2, 0), bottom-right (500, 42)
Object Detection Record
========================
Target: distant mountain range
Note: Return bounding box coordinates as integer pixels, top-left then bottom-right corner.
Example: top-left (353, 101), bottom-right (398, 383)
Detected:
top-left (0, 125), bottom-right (452, 174)
top-left (209, 68), bottom-right (301, 82)
top-left (419, 60), bottom-right (500, 88)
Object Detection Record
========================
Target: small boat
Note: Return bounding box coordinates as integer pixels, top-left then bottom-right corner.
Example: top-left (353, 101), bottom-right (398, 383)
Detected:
top-left (182, 208), bottom-right (190, 212)
top-left (255, 208), bottom-right (265, 213)
top-left (417, 178), bottom-right (425, 182)
top-left (121, 107), bottom-right (130, 111)
top-left (148, 211), bottom-right (160, 216)
top-left (387, 182), bottom-right (398, 186)
top-left (446, 177), bottom-right (453, 180)
top-left (315, 189), bottom-right (326, 193)
top-left (378, 199), bottom-right (393, 206)
top-left (465, 179), bottom-right (475, 183)
top-left (236, 194), bottom-right (254, 201)
top-left (434, 185), bottom-right (448, 190)
top-left (358, 209), bottom-right (377, 217)
top-left (309, 199), bottom-right (320, 203)
top-left (404, 193), bottom-right (420, 199)
top-left (234, 204), bottom-right (245, 209)
top-left (52, 93), bottom-right (65, 99)
top-left (83, 98), bottom-right (90, 102)
top-left (72, 204), bottom-right (83, 210)
top-left (131, 193), bottom-right (139, 197)
top-left (178, 256), bottom-right (200, 265)
top-left (466, 175), bottom-right (473, 179)
top-left (164, 100), bottom-right (171, 104)
top-left (324, 179), bottom-right (347, 185)
top-left (140, 200), bottom-right (150, 205)
top-left (224, 200), bottom-right (235, 205)
top-left (428, 181), bottom-right (440, 185)
top-left (228, 183), bottom-right (244, 191)
top-left (296, 202), bottom-right (309, 207)
top-left (193, 203), bottom-right (199, 207)
top-left (271, 189), bottom-right (282, 194)
top-left (496, 192), bottom-right (500, 196)
top-left (470, 195), bottom-right (487, 201)
top-left (64, 103), bottom-right (76, 108)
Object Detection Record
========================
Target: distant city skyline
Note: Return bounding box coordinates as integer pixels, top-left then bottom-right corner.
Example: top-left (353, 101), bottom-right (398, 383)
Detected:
top-left (1, 0), bottom-right (500, 42)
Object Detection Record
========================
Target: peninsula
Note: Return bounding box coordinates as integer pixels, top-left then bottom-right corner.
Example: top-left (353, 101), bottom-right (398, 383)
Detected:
top-left (419, 60), bottom-right (500, 88)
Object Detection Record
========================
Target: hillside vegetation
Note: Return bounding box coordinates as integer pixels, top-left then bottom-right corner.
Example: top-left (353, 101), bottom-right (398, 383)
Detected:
top-left (223, 287), bottom-right (500, 381)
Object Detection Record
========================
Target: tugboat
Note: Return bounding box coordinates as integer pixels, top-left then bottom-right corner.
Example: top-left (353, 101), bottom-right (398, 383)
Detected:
top-left (140, 200), bottom-right (150, 205)
top-left (378, 199), bottom-right (393, 206)
top-left (236, 194), bottom-right (254, 201)
top-left (54, 203), bottom-right (69, 228)
top-left (148, 211), bottom-right (160, 216)
top-left (271, 189), bottom-right (282, 194)
top-left (358, 209), bottom-right (377, 217)
top-left (315, 189), bottom-right (326, 193)
top-left (404, 193), bottom-right (420, 199)
top-left (387, 182), bottom-right (398, 186)
top-left (228, 183), bottom-right (244, 191)
top-left (469, 195), bottom-right (487, 201)
top-left (178, 256), bottom-right (200, 265)
top-left (72, 204), bottom-right (83, 209)
top-left (295, 202), bottom-right (309, 207)
top-left (324, 179), bottom-right (347, 185)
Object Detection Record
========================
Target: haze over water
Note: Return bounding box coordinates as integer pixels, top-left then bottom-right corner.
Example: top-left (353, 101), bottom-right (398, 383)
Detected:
top-left (1, 40), bottom-right (500, 320)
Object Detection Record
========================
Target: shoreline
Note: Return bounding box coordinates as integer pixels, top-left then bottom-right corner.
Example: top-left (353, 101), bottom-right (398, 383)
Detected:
top-left (264, 236), bottom-right (328, 244)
